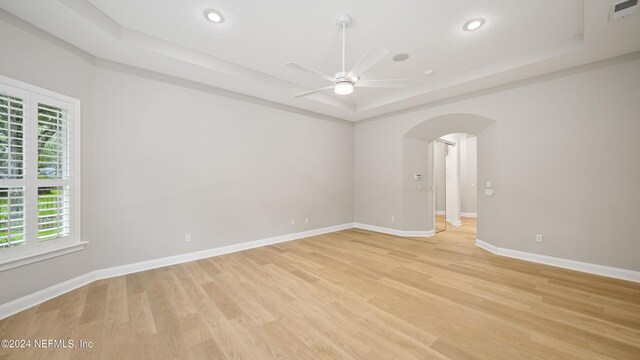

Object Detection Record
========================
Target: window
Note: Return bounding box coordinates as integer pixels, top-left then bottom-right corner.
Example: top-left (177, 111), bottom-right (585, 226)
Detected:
top-left (0, 76), bottom-right (82, 271)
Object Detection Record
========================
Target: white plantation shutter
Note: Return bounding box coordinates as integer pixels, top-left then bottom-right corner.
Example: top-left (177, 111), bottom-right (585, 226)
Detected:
top-left (38, 104), bottom-right (69, 180)
top-left (0, 77), bottom-right (81, 266)
top-left (35, 102), bottom-right (71, 243)
top-left (0, 86), bottom-right (28, 250)
top-left (0, 94), bottom-right (25, 179)
top-left (0, 187), bottom-right (25, 247)
top-left (37, 186), bottom-right (70, 240)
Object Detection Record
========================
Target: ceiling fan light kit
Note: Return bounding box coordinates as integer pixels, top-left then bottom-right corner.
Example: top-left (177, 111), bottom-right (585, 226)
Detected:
top-left (287, 13), bottom-right (409, 98)
top-left (334, 81), bottom-right (354, 95)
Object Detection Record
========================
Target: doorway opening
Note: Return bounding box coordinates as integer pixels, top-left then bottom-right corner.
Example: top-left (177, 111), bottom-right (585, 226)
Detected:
top-left (432, 133), bottom-right (477, 235)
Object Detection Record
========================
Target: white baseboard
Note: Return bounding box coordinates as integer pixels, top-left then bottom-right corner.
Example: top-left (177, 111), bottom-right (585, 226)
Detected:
top-left (15, 224), bottom-right (637, 320)
top-left (461, 212), bottom-right (477, 218)
top-left (402, 229), bottom-right (435, 237)
top-left (475, 239), bottom-right (640, 283)
top-left (93, 223), bottom-right (353, 281)
top-left (0, 272), bottom-right (97, 322)
top-left (435, 211), bottom-right (445, 215)
top-left (0, 223), bottom-right (353, 320)
top-left (447, 219), bottom-right (462, 227)
top-left (353, 223), bottom-right (434, 238)
top-left (475, 239), bottom-right (500, 254)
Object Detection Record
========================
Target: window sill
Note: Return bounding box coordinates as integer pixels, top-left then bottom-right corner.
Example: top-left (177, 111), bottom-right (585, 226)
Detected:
top-left (0, 241), bottom-right (89, 272)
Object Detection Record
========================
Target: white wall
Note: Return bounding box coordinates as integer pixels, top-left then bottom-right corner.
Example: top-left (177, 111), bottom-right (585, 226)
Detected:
top-left (442, 134), bottom-right (461, 226)
top-left (89, 64), bottom-right (353, 270)
top-left (460, 135), bottom-right (478, 215)
top-left (402, 137), bottom-right (430, 231)
top-left (0, 12), bottom-right (95, 305)
top-left (434, 142), bottom-right (445, 213)
top-left (0, 13), bottom-right (353, 304)
top-left (355, 53), bottom-right (640, 272)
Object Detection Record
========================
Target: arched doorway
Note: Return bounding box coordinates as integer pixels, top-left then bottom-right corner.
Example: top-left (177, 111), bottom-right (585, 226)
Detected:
top-left (402, 113), bottom-right (496, 237)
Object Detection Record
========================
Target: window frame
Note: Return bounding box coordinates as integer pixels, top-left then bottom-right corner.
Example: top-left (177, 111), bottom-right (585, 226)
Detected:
top-left (0, 75), bottom-right (84, 271)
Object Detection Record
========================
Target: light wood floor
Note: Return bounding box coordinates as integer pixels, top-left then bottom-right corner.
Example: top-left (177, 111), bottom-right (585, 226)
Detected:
top-left (1, 218), bottom-right (640, 359)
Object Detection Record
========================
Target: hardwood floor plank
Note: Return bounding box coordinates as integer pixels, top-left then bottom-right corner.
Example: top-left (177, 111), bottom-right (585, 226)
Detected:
top-left (127, 292), bottom-right (157, 336)
top-left (104, 276), bottom-right (129, 326)
top-left (79, 284), bottom-right (108, 325)
top-left (1, 217), bottom-right (639, 359)
top-left (201, 279), bottom-right (245, 321)
top-left (190, 339), bottom-right (226, 360)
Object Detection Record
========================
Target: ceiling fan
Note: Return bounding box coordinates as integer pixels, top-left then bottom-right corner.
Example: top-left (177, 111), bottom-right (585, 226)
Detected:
top-left (286, 14), bottom-right (409, 98)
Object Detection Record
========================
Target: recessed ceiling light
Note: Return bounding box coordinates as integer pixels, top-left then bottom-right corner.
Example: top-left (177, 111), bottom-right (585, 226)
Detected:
top-left (463, 18), bottom-right (485, 31)
top-left (392, 53), bottom-right (410, 62)
top-left (204, 10), bottom-right (224, 23)
top-left (424, 70), bottom-right (435, 76)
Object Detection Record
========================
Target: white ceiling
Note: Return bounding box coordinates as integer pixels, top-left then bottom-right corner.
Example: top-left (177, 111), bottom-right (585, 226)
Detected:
top-left (0, 0), bottom-right (639, 121)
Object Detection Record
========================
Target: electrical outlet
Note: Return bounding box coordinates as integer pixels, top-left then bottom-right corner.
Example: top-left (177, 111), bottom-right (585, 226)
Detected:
top-left (304, 218), bottom-right (309, 224)
top-left (290, 219), bottom-right (295, 225)
top-left (391, 215), bottom-right (395, 222)
top-left (536, 234), bottom-right (543, 243)
top-left (185, 234), bottom-right (191, 242)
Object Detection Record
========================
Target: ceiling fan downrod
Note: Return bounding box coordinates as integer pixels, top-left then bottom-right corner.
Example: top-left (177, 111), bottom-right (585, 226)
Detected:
top-left (337, 14), bottom-right (352, 75)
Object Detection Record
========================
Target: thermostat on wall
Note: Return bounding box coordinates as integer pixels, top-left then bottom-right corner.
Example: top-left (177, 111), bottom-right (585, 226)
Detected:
top-left (414, 174), bottom-right (423, 181)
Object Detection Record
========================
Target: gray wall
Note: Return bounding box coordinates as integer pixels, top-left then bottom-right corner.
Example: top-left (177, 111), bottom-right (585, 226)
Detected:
top-left (402, 137), bottom-right (431, 231)
top-left (89, 64), bottom-right (353, 269)
top-left (434, 142), bottom-right (446, 213)
top-left (460, 135), bottom-right (477, 214)
top-left (355, 53), bottom-right (640, 272)
top-left (0, 12), bottom-right (96, 304)
top-left (0, 14), bottom-right (353, 304)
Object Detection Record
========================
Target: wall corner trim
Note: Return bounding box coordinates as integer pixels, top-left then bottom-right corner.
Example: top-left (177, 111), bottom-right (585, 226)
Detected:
top-left (0, 223), bottom-right (353, 320)
top-left (353, 223), bottom-right (434, 238)
top-left (475, 239), bottom-right (640, 283)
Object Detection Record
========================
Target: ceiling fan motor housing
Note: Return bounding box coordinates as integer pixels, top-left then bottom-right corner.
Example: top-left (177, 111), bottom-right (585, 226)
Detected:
top-left (337, 14), bottom-right (352, 27)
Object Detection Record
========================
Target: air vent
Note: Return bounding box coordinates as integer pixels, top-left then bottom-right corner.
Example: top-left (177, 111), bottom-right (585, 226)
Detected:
top-left (609, 0), bottom-right (638, 21)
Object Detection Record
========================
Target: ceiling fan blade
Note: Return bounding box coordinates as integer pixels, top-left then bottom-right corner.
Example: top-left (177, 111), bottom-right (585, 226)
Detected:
top-left (294, 85), bottom-right (335, 98)
top-left (286, 63), bottom-right (335, 82)
top-left (347, 45), bottom-right (388, 79)
top-left (356, 79), bottom-right (410, 88)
